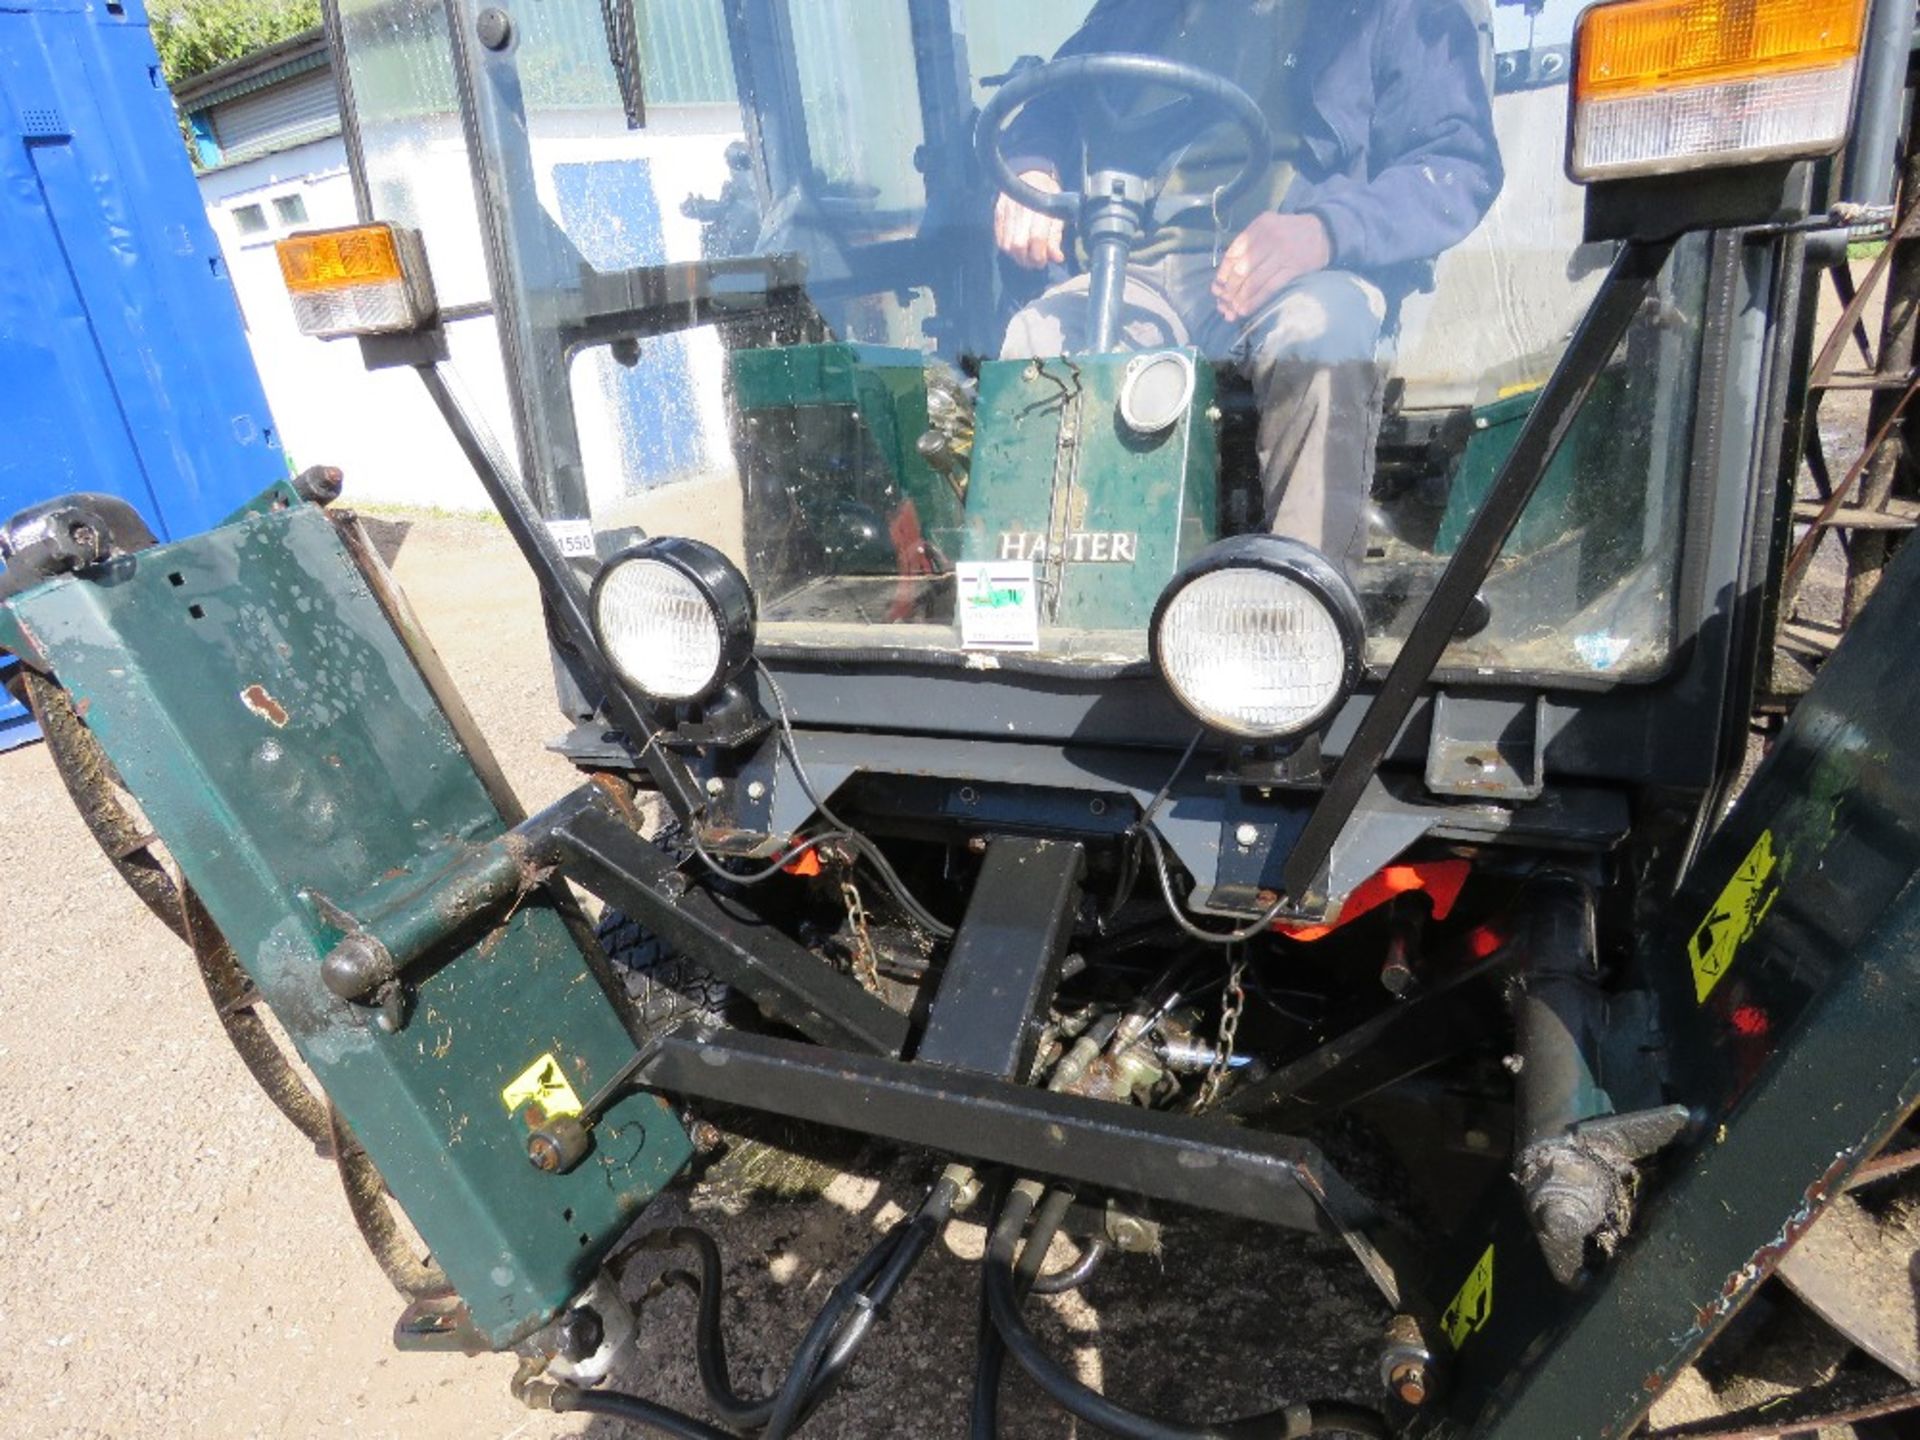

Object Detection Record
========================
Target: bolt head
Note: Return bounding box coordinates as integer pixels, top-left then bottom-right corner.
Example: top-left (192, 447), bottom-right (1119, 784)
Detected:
top-left (1234, 822), bottom-right (1260, 848)
top-left (704, 776), bottom-right (726, 797)
top-left (1389, 1361), bottom-right (1428, 1406)
top-left (555, 1306), bottom-right (605, 1363)
top-left (746, 780), bottom-right (767, 801)
top-left (475, 6), bottom-right (512, 48)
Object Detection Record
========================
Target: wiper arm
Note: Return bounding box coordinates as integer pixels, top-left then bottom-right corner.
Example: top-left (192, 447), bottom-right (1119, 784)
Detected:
top-left (599, 0), bottom-right (647, 129)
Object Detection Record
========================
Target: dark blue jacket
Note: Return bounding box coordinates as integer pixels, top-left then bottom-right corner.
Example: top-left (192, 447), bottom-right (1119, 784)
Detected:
top-left (1005, 0), bottom-right (1503, 301)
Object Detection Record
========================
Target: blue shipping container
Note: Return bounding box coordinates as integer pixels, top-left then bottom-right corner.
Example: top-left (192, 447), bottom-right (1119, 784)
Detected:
top-left (0, 0), bottom-right (286, 749)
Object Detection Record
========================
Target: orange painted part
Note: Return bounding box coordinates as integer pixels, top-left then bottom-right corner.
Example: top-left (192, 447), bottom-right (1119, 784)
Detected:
top-left (782, 848), bottom-right (825, 877)
top-left (1275, 859), bottom-right (1472, 942)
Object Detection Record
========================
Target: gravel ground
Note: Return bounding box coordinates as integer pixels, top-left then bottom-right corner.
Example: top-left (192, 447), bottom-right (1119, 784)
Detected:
top-left (0, 513), bottom-right (1384, 1440)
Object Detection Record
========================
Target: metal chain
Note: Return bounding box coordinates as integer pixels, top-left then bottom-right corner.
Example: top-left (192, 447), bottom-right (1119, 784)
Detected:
top-left (1196, 947), bottom-right (1248, 1109)
top-left (840, 879), bottom-right (882, 995)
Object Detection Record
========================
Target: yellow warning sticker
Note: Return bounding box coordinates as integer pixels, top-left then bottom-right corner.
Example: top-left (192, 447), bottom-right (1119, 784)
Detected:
top-left (1441, 1245), bottom-right (1495, 1350)
top-left (501, 1052), bottom-right (583, 1120)
top-left (1688, 829), bottom-right (1782, 1004)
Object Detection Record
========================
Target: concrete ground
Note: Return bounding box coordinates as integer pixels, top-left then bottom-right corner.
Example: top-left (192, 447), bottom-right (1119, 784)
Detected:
top-left (0, 514), bottom-right (1382, 1440)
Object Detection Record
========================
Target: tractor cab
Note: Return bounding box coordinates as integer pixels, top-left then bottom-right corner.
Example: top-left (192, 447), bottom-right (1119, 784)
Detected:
top-left (334, 0), bottom-right (1699, 693)
top-left (310, 0), bottom-right (1750, 926)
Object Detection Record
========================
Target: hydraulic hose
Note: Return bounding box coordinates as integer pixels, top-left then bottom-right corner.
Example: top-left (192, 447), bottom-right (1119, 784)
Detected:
top-left (649, 1223), bottom-right (902, 1430)
top-left (983, 1187), bottom-right (1391, 1440)
top-left (971, 1269), bottom-right (1008, 1440)
top-left (625, 1174), bottom-right (961, 1437)
top-left (1029, 1237), bottom-right (1107, 1295)
top-left (548, 1383), bottom-right (736, 1440)
top-left (764, 1175), bottom-right (961, 1440)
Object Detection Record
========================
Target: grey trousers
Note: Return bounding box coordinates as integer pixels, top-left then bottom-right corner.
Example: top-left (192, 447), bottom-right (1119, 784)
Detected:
top-left (1002, 253), bottom-right (1389, 566)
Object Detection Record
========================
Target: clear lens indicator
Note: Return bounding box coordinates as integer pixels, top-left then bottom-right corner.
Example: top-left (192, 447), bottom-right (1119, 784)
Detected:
top-left (287, 280), bottom-right (418, 338)
top-left (595, 558), bottom-right (725, 701)
top-left (1157, 568), bottom-right (1349, 737)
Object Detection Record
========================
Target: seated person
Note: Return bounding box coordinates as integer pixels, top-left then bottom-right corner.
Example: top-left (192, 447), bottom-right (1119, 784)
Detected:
top-left (996, 0), bottom-right (1502, 566)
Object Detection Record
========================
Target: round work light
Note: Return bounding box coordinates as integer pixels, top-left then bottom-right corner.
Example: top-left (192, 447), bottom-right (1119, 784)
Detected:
top-left (1149, 535), bottom-right (1365, 740)
top-left (591, 537), bottom-right (756, 704)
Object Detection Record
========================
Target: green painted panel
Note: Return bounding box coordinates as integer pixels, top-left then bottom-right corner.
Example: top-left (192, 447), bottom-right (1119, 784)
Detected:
top-left (961, 352), bottom-right (1218, 631)
top-left (1434, 378), bottom-right (1634, 559)
top-left (733, 342), bottom-right (963, 562)
top-left (5, 503), bottom-right (689, 1347)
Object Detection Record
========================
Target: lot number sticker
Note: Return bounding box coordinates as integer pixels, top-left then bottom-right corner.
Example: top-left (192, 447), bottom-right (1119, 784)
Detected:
top-left (957, 560), bottom-right (1040, 652)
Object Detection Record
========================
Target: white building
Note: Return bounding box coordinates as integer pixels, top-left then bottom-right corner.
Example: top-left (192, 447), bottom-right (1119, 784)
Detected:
top-left (177, 19), bottom-right (753, 519)
top-left (179, 31), bottom-right (499, 511)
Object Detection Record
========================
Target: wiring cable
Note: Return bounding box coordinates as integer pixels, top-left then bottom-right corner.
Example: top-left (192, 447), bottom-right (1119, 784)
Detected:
top-left (754, 659), bottom-right (957, 939)
top-left (1120, 732), bottom-right (1297, 947)
top-left (631, 667), bottom-right (954, 941)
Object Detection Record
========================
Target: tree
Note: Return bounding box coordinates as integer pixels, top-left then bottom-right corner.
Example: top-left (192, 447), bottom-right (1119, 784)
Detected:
top-left (149, 0), bottom-right (322, 88)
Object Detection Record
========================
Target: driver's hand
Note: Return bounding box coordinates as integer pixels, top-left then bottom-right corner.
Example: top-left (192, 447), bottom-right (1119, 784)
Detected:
top-left (995, 170), bottom-right (1068, 270)
top-left (1213, 213), bottom-right (1332, 325)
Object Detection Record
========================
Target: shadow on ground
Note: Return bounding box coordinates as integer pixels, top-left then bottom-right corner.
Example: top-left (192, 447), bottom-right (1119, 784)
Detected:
top-left (351, 513), bottom-right (413, 569)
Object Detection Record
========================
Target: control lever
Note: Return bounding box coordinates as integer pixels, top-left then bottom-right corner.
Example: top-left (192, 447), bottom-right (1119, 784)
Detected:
top-left (526, 1037), bottom-right (665, 1175)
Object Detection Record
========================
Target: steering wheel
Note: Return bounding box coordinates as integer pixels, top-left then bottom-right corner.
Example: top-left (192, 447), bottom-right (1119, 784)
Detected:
top-left (976, 54), bottom-right (1274, 351)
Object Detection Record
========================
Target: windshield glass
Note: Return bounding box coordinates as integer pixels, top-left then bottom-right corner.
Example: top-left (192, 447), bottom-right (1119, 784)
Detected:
top-left (340, 0), bottom-right (1708, 680)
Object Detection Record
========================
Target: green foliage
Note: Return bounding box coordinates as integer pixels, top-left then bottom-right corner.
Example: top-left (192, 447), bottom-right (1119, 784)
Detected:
top-left (149, 0), bottom-right (322, 87)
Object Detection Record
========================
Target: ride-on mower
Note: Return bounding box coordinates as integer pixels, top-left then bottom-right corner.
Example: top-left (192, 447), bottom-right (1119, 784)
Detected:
top-left (6, 0), bottom-right (1920, 1434)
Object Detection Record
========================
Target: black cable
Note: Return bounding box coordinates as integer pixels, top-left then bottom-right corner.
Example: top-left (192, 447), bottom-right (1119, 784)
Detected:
top-left (548, 1383), bottom-right (735, 1440)
top-left (1138, 731), bottom-right (1206, 830)
top-left (1028, 1237), bottom-right (1107, 1295)
top-left (754, 660), bottom-right (957, 940)
top-left (646, 1227), bottom-right (799, 1428)
top-left (1140, 823), bottom-right (1295, 946)
top-left (1100, 732), bottom-right (1205, 929)
top-left (628, 1177), bottom-right (960, 1437)
top-left (1122, 734), bottom-right (1296, 947)
top-left (983, 1188), bottom-right (1391, 1440)
top-left (686, 827), bottom-right (848, 887)
top-left (642, 1222), bottom-right (903, 1431)
top-left (756, 1245), bottom-right (895, 1440)
top-left (971, 1256), bottom-right (1007, 1440)
top-left (767, 1177), bottom-right (960, 1439)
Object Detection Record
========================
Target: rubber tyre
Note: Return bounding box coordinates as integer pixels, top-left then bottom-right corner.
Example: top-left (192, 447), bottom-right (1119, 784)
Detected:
top-left (595, 910), bottom-right (736, 1034)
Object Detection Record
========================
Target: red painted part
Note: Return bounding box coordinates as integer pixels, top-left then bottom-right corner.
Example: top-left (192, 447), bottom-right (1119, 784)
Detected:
top-left (1275, 859), bottom-right (1473, 942)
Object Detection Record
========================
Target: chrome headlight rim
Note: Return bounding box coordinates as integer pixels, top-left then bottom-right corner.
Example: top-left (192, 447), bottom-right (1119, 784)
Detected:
top-left (1148, 534), bottom-right (1366, 741)
top-left (1117, 349), bottom-right (1197, 436)
top-left (590, 537), bottom-right (756, 705)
